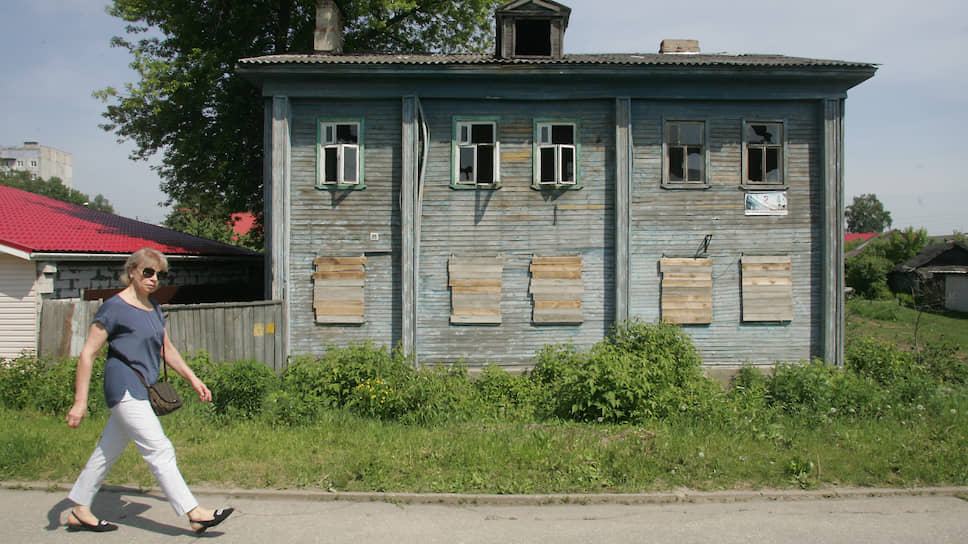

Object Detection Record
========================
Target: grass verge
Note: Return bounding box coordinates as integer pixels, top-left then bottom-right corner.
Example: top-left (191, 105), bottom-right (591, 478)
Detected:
top-left (3, 400), bottom-right (966, 494)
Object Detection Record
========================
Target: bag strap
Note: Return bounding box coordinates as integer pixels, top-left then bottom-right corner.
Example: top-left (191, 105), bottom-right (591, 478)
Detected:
top-left (161, 339), bottom-right (168, 382)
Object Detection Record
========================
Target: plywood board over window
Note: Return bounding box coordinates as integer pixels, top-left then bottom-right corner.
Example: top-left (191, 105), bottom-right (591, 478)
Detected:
top-left (449, 256), bottom-right (503, 324)
top-left (742, 255), bottom-right (793, 322)
top-left (530, 255), bottom-right (583, 324)
top-left (660, 257), bottom-right (713, 324)
top-left (313, 256), bottom-right (366, 324)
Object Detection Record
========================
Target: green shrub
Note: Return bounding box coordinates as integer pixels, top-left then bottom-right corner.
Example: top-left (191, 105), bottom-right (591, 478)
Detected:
top-left (473, 365), bottom-right (538, 421)
top-left (920, 342), bottom-right (968, 385)
top-left (845, 254), bottom-right (893, 299)
top-left (281, 343), bottom-right (410, 411)
top-left (530, 319), bottom-right (714, 423)
top-left (261, 389), bottom-right (315, 426)
top-left (845, 337), bottom-right (915, 385)
top-left (399, 364), bottom-right (480, 425)
top-left (207, 359), bottom-right (278, 419)
top-left (0, 354), bottom-right (106, 415)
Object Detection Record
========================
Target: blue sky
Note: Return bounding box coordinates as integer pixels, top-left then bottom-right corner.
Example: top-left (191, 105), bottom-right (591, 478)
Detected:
top-left (2, 0), bottom-right (965, 233)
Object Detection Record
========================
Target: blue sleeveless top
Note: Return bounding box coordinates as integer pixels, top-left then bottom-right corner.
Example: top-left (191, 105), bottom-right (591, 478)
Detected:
top-left (93, 294), bottom-right (166, 408)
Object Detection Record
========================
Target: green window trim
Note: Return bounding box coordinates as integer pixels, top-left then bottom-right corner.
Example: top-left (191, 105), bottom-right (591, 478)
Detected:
top-left (451, 118), bottom-right (501, 190)
top-left (316, 118), bottom-right (366, 190)
top-left (532, 119), bottom-right (582, 190)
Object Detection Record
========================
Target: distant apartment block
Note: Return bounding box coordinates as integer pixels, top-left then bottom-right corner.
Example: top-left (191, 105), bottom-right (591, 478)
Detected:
top-left (0, 141), bottom-right (73, 188)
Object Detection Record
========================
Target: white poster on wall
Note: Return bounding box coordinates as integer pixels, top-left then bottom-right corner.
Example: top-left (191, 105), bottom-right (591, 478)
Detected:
top-left (745, 191), bottom-right (788, 216)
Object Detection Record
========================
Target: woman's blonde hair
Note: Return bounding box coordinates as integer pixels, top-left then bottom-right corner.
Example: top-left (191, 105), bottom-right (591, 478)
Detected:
top-left (121, 247), bottom-right (169, 285)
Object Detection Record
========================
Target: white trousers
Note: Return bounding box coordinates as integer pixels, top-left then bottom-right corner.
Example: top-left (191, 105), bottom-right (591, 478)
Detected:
top-left (68, 391), bottom-right (199, 517)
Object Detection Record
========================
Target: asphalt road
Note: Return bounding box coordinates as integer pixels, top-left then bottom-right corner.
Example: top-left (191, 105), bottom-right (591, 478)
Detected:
top-left (5, 483), bottom-right (968, 543)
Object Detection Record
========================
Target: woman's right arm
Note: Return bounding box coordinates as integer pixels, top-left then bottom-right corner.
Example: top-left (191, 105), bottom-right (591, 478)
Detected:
top-left (66, 322), bottom-right (108, 428)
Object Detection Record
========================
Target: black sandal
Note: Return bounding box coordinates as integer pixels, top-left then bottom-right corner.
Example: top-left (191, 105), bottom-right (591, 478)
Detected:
top-left (67, 511), bottom-right (119, 532)
top-left (190, 507), bottom-right (234, 534)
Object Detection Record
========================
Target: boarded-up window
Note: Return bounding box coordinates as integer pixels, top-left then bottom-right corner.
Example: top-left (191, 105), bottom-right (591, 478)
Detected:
top-left (660, 258), bottom-right (712, 324)
top-left (741, 255), bottom-right (793, 322)
top-left (449, 256), bottom-right (502, 324)
top-left (313, 256), bottom-right (366, 324)
top-left (530, 255), bottom-right (583, 324)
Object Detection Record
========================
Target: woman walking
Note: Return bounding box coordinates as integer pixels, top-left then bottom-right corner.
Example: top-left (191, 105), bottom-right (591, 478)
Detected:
top-left (65, 247), bottom-right (233, 534)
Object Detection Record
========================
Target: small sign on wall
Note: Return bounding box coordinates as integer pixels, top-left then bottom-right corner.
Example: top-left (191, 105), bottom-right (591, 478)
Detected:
top-left (745, 191), bottom-right (788, 216)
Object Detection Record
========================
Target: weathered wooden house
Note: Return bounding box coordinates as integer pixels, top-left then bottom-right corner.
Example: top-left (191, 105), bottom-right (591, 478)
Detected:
top-left (239, 0), bottom-right (876, 371)
top-left (891, 241), bottom-right (968, 313)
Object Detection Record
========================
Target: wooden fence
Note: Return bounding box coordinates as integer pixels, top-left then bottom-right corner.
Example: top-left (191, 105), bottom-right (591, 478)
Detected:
top-left (39, 300), bottom-right (286, 371)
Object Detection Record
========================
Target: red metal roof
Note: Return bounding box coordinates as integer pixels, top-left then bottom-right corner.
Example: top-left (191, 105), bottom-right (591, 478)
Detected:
top-left (845, 232), bottom-right (879, 243)
top-left (0, 185), bottom-right (259, 257)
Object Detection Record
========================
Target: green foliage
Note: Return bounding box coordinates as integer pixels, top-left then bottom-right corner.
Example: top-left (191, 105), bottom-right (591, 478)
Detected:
top-left (845, 253), bottom-right (893, 299)
top-left (919, 342), bottom-right (968, 385)
top-left (867, 227), bottom-right (929, 264)
top-left (163, 206), bottom-right (263, 251)
top-left (0, 354), bottom-right (107, 415)
top-left (845, 337), bottom-right (916, 385)
top-left (206, 359), bottom-right (279, 418)
top-left (0, 170), bottom-right (114, 213)
top-left (845, 193), bottom-right (892, 233)
top-left (96, 0), bottom-right (503, 221)
top-left (473, 365), bottom-right (539, 421)
top-left (531, 319), bottom-right (715, 423)
top-left (769, 360), bottom-right (885, 421)
top-left (280, 343), bottom-right (410, 412)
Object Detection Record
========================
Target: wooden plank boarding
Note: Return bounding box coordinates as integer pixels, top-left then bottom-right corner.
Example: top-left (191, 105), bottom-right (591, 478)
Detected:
top-left (530, 255), bottom-right (584, 324)
top-left (660, 257), bottom-right (712, 324)
top-left (449, 255), bottom-right (503, 324)
top-left (314, 255), bottom-right (366, 324)
top-left (742, 255), bottom-right (793, 322)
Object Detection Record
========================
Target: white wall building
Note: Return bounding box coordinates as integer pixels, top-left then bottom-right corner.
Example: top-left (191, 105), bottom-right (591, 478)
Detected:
top-left (0, 141), bottom-right (73, 188)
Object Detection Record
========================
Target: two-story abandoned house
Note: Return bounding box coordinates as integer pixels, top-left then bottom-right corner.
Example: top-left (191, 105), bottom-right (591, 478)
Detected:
top-left (238, 0), bottom-right (876, 371)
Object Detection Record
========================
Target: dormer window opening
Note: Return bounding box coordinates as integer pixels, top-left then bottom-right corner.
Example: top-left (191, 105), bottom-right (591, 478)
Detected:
top-left (515, 19), bottom-right (552, 56)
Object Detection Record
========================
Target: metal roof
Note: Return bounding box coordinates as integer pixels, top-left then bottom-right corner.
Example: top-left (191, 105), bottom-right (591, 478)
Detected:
top-left (238, 52), bottom-right (875, 69)
top-left (0, 185), bottom-right (260, 258)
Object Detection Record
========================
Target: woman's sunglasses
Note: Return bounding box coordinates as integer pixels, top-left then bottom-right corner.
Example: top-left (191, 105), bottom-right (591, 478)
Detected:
top-left (141, 267), bottom-right (169, 281)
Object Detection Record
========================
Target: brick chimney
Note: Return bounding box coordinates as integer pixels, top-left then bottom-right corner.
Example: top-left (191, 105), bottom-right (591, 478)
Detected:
top-left (314, 0), bottom-right (343, 53)
top-left (659, 39), bottom-right (700, 54)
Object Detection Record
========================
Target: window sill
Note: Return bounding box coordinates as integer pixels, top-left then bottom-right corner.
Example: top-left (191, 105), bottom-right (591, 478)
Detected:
top-left (740, 183), bottom-right (788, 191)
top-left (450, 182), bottom-right (502, 190)
top-left (660, 182), bottom-right (710, 190)
top-left (531, 183), bottom-right (583, 191)
top-left (316, 183), bottom-right (366, 191)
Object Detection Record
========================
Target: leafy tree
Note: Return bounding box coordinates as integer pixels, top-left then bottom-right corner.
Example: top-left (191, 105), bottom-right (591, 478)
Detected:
top-left (845, 193), bottom-right (892, 233)
top-left (0, 170), bottom-right (114, 213)
top-left (867, 227), bottom-right (929, 265)
top-left (95, 0), bottom-right (502, 227)
top-left (163, 206), bottom-right (263, 251)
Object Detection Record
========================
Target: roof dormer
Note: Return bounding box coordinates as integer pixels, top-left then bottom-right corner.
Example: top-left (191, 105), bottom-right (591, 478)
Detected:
top-left (495, 0), bottom-right (571, 60)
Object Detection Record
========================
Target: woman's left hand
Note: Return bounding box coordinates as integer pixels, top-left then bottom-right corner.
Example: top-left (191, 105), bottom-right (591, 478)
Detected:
top-left (193, 380), bottom-right (212, 403)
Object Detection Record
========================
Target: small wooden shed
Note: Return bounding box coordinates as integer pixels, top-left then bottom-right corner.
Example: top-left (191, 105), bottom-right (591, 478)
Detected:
top-left (239, 0), bottom-right (876, 370)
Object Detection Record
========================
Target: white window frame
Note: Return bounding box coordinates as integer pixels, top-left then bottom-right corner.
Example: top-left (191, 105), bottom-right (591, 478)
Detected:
top-left (534, 121), bottom-right (580, 188)
top-left (742, 120), bottom-right (786, 187)
top-left (453, 119), bottom-right (500, 188)
top-left (662, 120), bottom-right (709, 188)
top-left (317, 120), bottom-right (364, 189)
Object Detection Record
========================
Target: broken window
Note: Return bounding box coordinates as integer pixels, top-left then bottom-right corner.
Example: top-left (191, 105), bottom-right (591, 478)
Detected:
top-left (318, 121), bottom-right (362, 188)
top-left (514, 19), bottom-right (552, 56)
top-left (665, 121), bottom-right (706, 185)
top-left (535, 122), bottom-right (578, 186)
top-left (745, 122), bottom-right (784, 184)
top-left (454, 120), bottom-right (499, 187)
